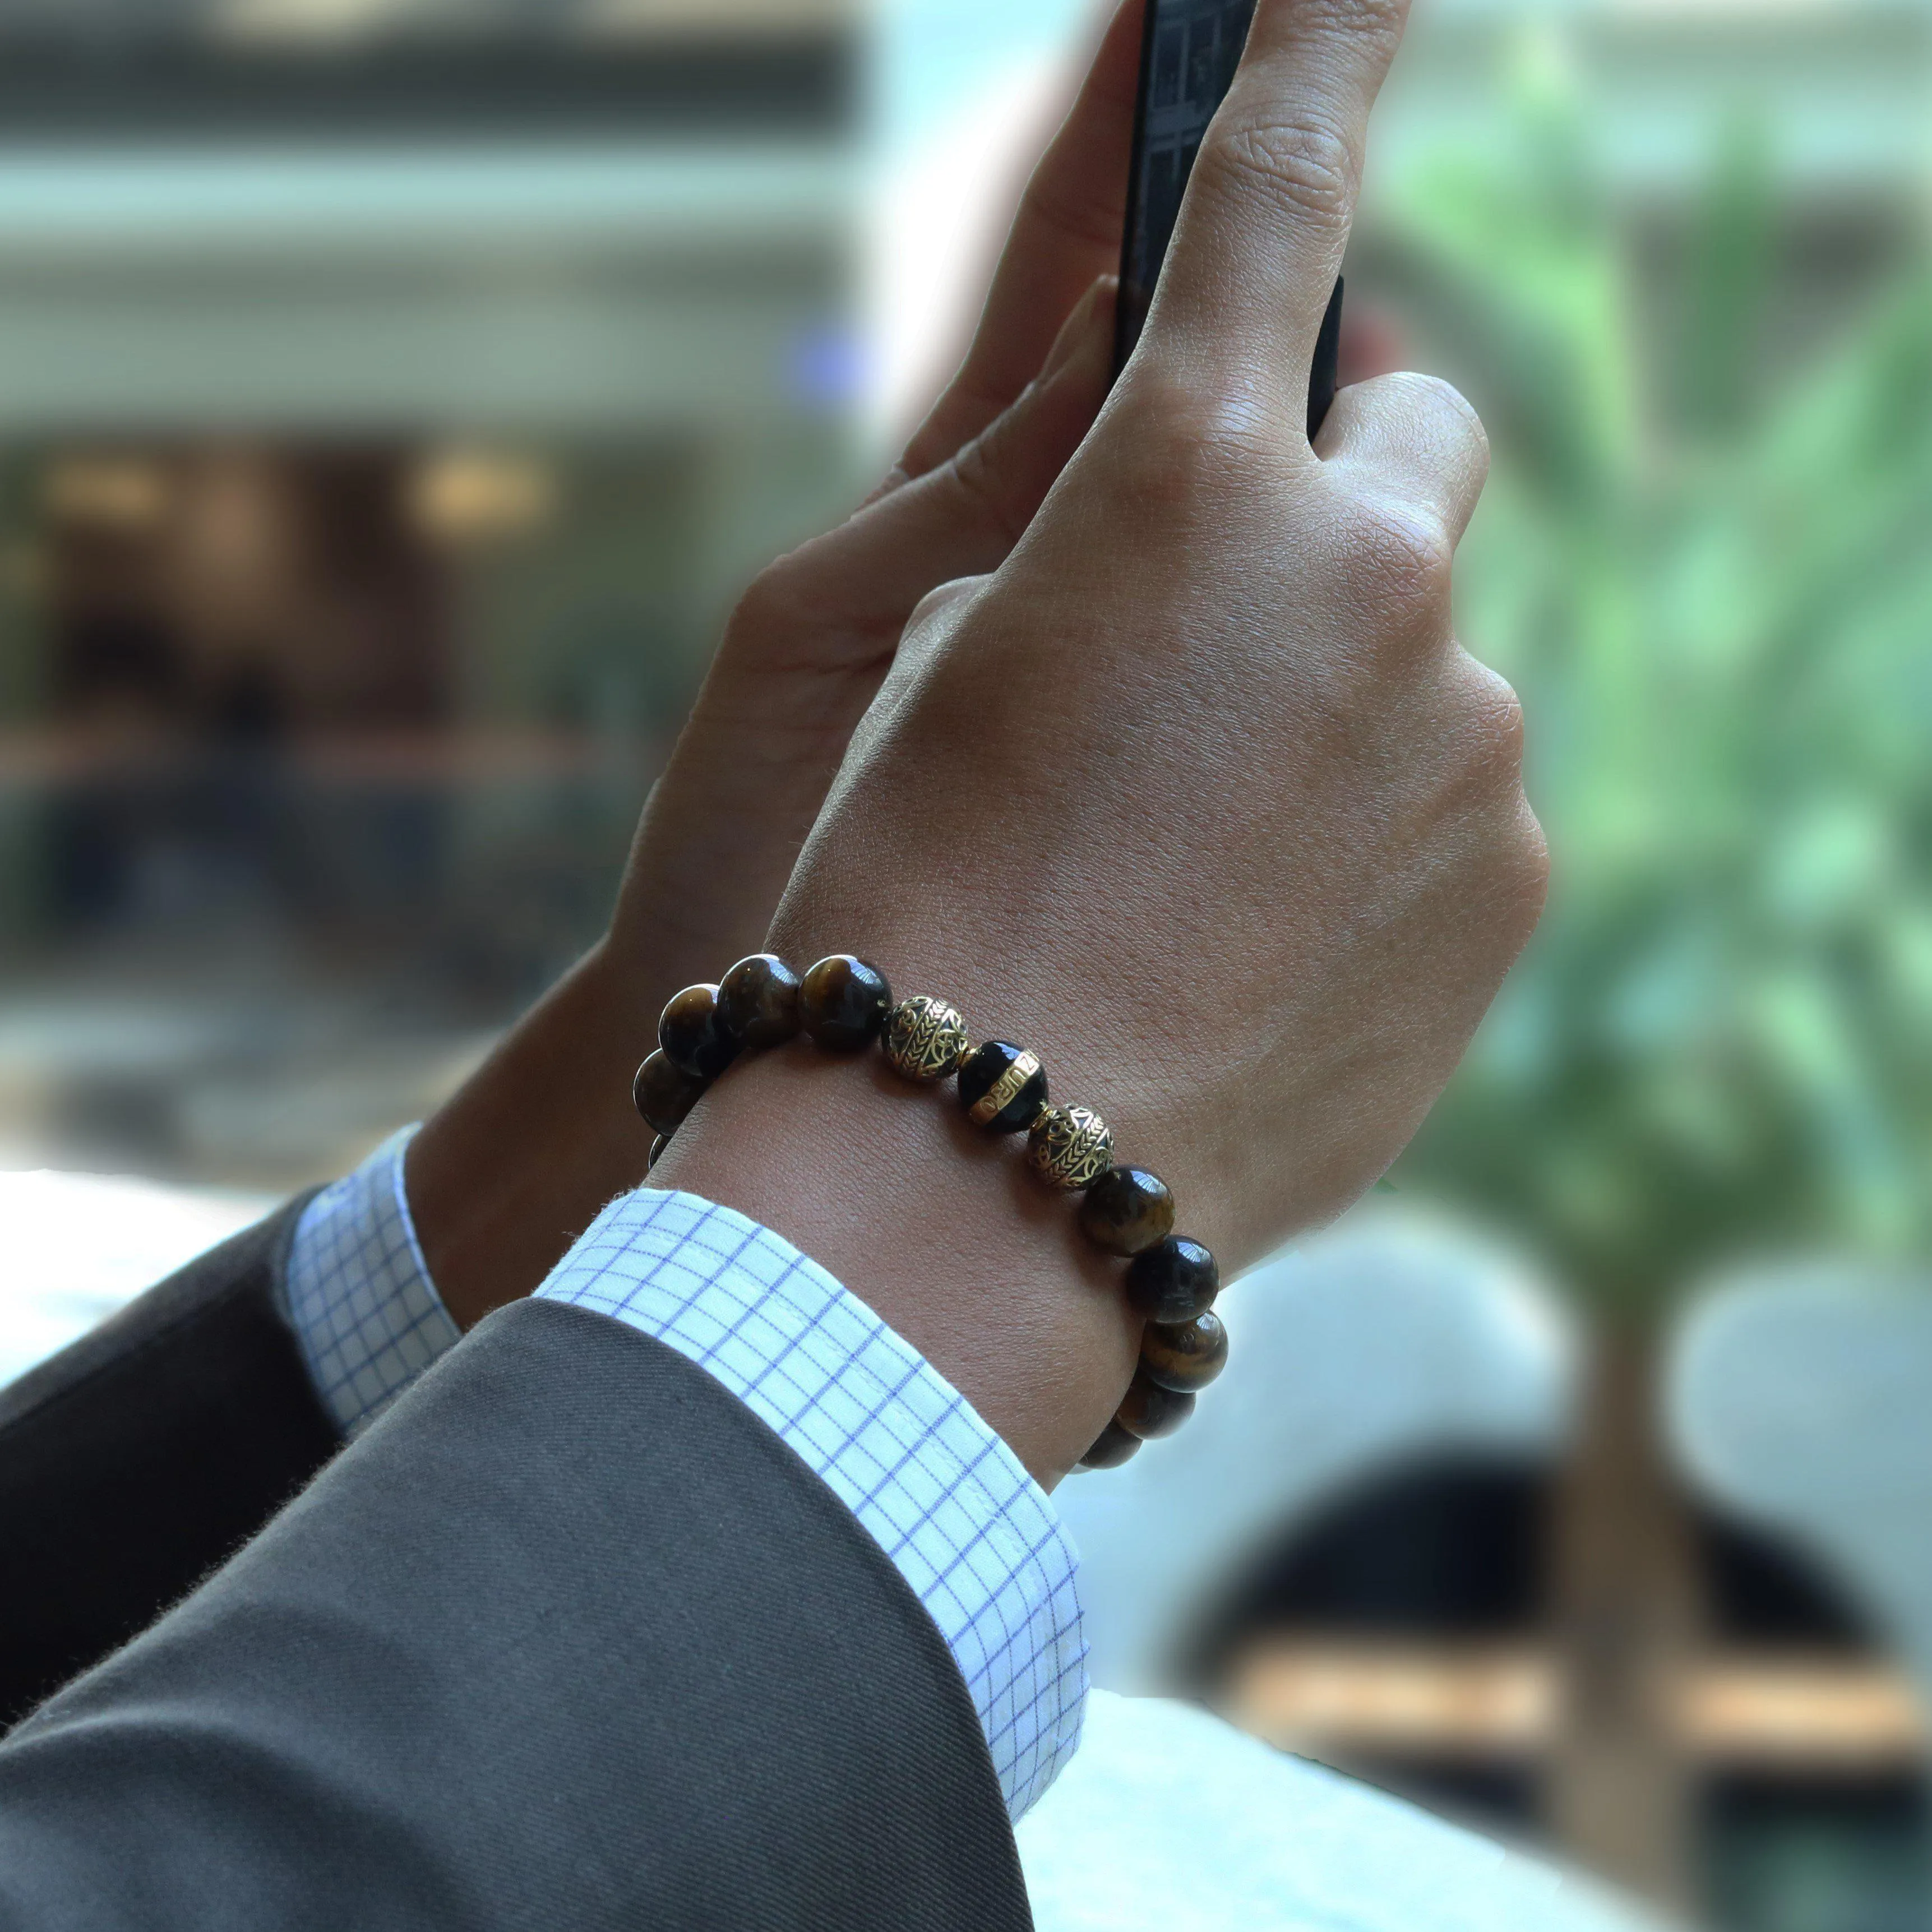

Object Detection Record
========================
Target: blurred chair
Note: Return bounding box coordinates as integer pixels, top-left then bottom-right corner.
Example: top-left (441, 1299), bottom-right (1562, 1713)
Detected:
top-left (1017, 1688), bottom-right (1661, 1932)
top-left (1052, 1209), bottom-right (1578, 1690)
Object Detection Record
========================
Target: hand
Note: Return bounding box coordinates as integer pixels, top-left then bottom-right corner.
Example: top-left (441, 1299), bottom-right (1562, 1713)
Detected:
top-left (665, 0), bottom-right (1546, 1483)
top-left (605, 275), bottom-right (1121, 1000)
top-left (404, 4), bottom-right (1149, 1328)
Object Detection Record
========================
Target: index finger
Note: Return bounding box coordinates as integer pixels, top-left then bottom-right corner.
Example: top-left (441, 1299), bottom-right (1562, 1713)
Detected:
top-left (1138, 0), bottom-right (1410, 410)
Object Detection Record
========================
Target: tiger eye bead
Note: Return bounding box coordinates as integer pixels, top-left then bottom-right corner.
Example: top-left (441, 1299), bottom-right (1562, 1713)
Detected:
top-left (633, 1051), bottom-right (706, 1135)
top-left (658, 983), bottom-right (738, 1081)
top-left (885, 996), bottom-right (970, 1082)
top-left (1115, 1370), bottom-right (1196, 1442)
top-left (1140, 1310), bottom-right (1229, 1394)
top-left (956, 1041), bottom-right (1049, 1134)
top-left (1079, 1166), bottom-right (1175, 1257)
top-left (799, 955), bottom-right (893, 1051)
top-left (717, 953), bottom-right (802, 1052)
top-left (1076, 1421), bottom-right (1142, 1471)
top-left (1027, 1104), bottom-right (1113, 1190)
top-left (1124, 1236), bottom-right (1220, 1324)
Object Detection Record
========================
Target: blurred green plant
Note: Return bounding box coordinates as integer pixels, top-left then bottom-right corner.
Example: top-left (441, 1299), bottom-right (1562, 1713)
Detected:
top-left (1384, 46), bottom-right (1932, 1309)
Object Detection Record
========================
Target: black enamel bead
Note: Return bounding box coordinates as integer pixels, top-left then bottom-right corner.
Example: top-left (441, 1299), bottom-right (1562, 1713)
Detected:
top-left (659, 983), bottom-right (739, 1080)
top-left (717, 953), bottom-right (803, 1052)
top-left (956, 1041), bottom-right (1049, 1134)
top-left (633, 1051), bottom-right (706, 1134)
top-left (1115, 1371), bottom-right (1196, 1441)
top-left (1076, 1421), bottom-right (1142, 1471)
top-left (1079, 1166), bottom-right (1176, 1258)
top-left (648, 1132), bottom-right (671, 1172)
top-left (1124, 1236), bottom-right (1220, 1324)
top-left (1140, 1310), bottom-right (1229, 1394)
top-left (799, 955), bottom-right (894, 1051)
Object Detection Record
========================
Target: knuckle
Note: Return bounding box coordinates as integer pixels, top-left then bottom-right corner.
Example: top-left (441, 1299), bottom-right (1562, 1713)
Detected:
top-left (1338, 371), bottom-right (1491, 503)
top-left (1116, 375), bottom-right (1260, 512)
top-left (907, 573), bottom-right (985, 635)
top-left (1399, 371), bottom-right (1491, 474)
top-left (945, 424), bottom-right (1028, 548)
top-left (1414, 372), bottom-right (1492, 489)
top-left (1445, 664), bottom-right (1545, 934)
top-left (1127, 367), bottom-right (1231, 447)
top-left (1205, 104), bottom-right (1359, 232)
top-left (1496, 792), bottom-right (1552, 933)
top-left (1461, 662), bottom-right (1526, 775)
top-left (1514, 797), bottom-right (1551, 895)
top-left (1343, 494), bottom-right (1455, 620)
top-left (1301, 0), bottom-right (1413, 44)
top-left (1398, 369), bottom-right (1486, 440)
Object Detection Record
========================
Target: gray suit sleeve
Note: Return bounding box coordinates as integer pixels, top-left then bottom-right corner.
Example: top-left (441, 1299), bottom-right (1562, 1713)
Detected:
top-left (0, 1298), bottom-right (1033, 1932)
top-left (0, 1198), bottom-right (341, 1727)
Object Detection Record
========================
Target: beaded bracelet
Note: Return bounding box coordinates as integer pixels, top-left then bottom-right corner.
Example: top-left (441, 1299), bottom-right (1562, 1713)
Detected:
top-left (633, 953), bottom-right (1229, 1473)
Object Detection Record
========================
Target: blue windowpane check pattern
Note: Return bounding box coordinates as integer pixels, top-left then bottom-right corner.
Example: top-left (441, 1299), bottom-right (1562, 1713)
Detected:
top-left (537, 1189), bottom-right (1088, 1822)
top-left (285, 1126), bottom-right (461, 1440)
top-left (286, 1145), bottom-right (1088, 1822)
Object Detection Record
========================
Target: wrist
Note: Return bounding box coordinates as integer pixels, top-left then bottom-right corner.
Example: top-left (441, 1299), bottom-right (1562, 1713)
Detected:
top-left (408, 941), bottom-right (655, 1331)
top-left (653, 1043), bottom-right (1140, 1489)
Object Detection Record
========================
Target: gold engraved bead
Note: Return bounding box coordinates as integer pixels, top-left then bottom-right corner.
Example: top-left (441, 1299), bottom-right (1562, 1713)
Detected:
top-left (884, 996), bottom-right (970, 1083)
top-left (1027, 1104), bottom-right (1113, 1190)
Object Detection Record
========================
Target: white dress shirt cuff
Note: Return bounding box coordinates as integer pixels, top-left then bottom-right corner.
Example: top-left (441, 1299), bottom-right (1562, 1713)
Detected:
top-left (285, 1126), bottom-right (461, 1440)
top-left (536, 1186), bottom-right (1088, 1821)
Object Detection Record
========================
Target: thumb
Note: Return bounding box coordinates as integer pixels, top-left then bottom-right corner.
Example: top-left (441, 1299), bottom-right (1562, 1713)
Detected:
top-left (774, 278), bottom-right (1117, 655)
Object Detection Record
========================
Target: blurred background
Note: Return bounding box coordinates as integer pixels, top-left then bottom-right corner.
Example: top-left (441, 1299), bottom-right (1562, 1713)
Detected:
top-left (1, 0), bottom-right (1930, 1926)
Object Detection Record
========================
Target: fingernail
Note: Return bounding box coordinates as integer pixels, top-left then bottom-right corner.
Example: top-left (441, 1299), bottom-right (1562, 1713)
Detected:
top-left (1041, 275), bottom-right (1118, 382)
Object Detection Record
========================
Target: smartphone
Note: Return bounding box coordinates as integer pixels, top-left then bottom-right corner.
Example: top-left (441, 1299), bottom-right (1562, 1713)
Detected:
top-left (1115, 0), bottom-right (1344, 439)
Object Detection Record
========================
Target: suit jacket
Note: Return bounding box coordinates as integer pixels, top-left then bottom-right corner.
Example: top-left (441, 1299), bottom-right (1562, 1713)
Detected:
top-left (0, 1204), bottom-right (1032, 1930)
